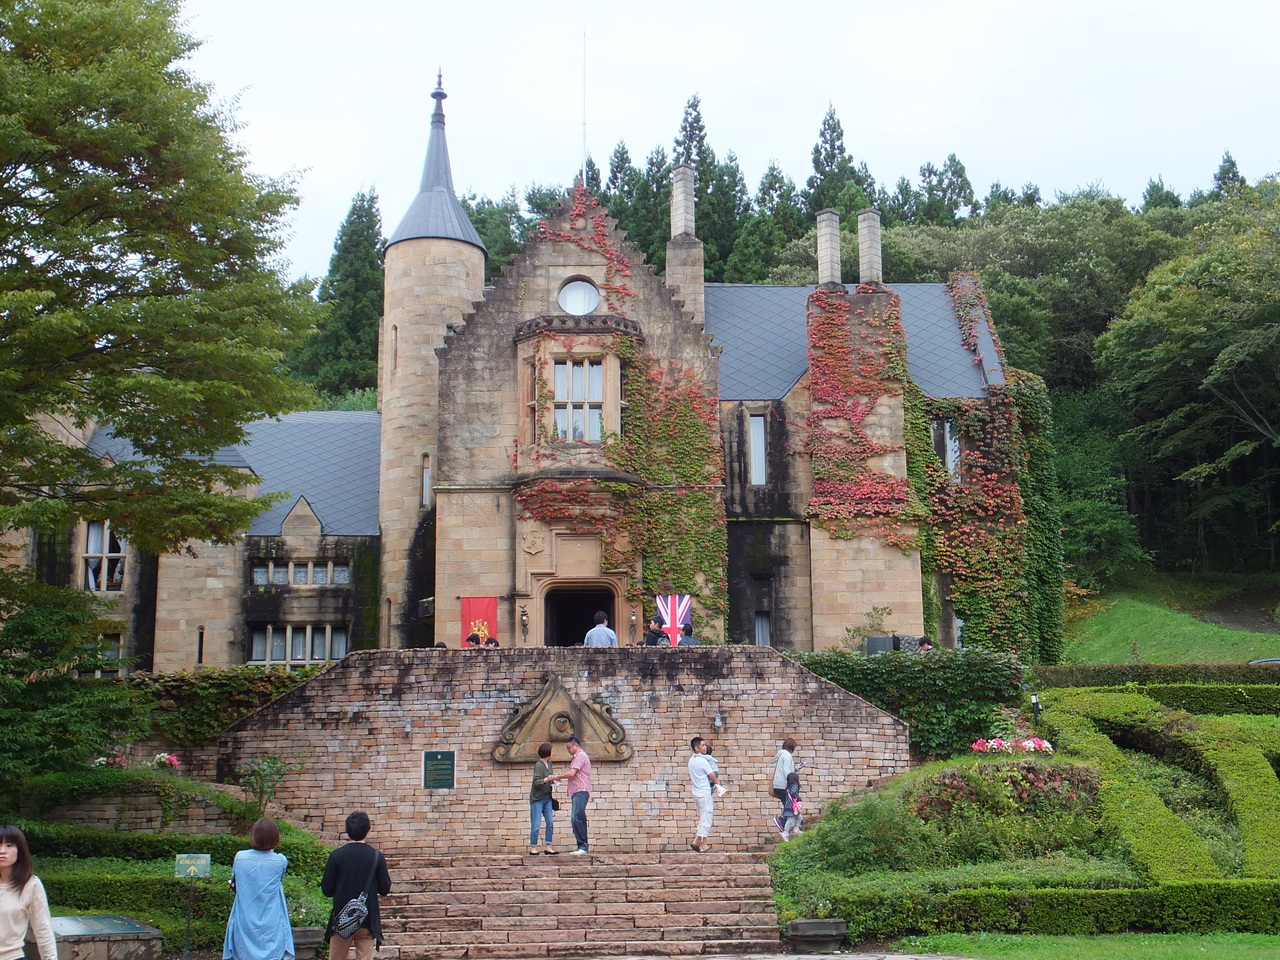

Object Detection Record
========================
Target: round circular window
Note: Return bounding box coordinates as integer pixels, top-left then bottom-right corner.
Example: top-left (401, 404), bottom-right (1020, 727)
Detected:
top-left (557, 279), bottom-right (600, 316)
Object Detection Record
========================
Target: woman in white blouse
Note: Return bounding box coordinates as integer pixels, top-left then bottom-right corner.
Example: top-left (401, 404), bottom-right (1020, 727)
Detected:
top-left (0, 825), bottom-right (56, 960)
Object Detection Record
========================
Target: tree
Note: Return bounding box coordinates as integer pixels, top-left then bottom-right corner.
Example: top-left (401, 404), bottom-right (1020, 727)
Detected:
top-left (1096, 184), bottom-right (1280, 568)
top-left (291, 190), bottom-right (385, 396)
top-left (916, 154), bottom-right (976, 225)
top-left (803, 105), bottom-right (875, 221)
top-left (462, 188), bottom-right (524, 282)
top-left (1140, 177), bottom-right (1182, 212)
top-left (0, 569), bottom-right (147, 780)
top-left (0, 0), bottom-right (320, 557)
top-left (755, 161), bottom-right (804, 241)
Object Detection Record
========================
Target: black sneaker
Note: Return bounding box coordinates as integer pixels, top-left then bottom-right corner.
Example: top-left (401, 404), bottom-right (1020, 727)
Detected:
top-left (774, 816), bottom-right (786, 833)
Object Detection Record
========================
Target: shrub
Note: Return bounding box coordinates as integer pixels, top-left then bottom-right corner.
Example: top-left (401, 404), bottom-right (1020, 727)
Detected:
top-left (1030, 663), bottom-right (1280, 688)
top-left (39, 856), bottom-right (329, 948)
top-left (1085, 684), bottom-right (1280, 715)
top-left (792, 647), bottom-right (1024, 757)
top-left (17, 818), bottom-right (330, 874)
top-left (12, 768), bottom-right (257, 829)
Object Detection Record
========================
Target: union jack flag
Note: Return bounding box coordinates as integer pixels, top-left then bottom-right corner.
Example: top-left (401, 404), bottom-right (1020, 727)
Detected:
top-left (655, 594), bottom-right (692, 646)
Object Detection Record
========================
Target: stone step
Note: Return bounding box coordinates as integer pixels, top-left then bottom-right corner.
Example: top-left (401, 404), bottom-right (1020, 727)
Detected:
top-left (380, 851), bottom-right (782, 958)
top-left (378, 937), bottom-right (784, 959)
top-left (394, 852), bottom-right (767, 869)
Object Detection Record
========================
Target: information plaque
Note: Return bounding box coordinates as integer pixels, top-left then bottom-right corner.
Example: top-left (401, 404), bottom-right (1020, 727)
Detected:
top-left (422, 750), bottom-right (455, 790)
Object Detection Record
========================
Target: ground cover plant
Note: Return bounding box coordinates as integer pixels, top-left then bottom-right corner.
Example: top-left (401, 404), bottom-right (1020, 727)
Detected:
top-left (892, 931), bottom-right (1280, 960)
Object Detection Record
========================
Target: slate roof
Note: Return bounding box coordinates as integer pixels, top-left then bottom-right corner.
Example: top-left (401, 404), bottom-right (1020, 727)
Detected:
top-left (704, 283), bottom-right (1005, 401)
top-left (85, 412), bottom-right (381, 538)
top-left (387, 79), bottom-right (486, 254)
top-left (237, 411), bottom-right (381, 536)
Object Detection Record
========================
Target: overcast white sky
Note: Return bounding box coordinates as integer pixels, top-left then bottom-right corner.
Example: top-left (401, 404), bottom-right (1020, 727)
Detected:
top-left (179, 0), bottom-right (1280, 283)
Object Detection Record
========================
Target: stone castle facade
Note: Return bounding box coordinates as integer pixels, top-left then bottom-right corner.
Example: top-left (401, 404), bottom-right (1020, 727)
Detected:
top-left (23, 81), bottom-right (1029, 672)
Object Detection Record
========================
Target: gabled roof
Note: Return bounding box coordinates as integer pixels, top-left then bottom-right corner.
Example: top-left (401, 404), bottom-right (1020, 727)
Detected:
top-left (387, 77), bottom-right (486, 254)
top-left (704, 283), bottom-right (1006, 402)
top-left (237, 411), bottom-right (381, 537)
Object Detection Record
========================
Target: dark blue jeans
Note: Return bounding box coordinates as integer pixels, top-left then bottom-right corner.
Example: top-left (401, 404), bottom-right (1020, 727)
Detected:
top-left (570, 790), bottom-right (589, 851)
top-left (529, 797), bottom-right (554, 847)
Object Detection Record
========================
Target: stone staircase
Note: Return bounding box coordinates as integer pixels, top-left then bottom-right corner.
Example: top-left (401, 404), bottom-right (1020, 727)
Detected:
top-left (378, 852), bottom-right (783, 959)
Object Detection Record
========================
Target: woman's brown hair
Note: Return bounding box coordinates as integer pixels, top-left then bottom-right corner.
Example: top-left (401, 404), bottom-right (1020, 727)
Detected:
top-left (250, 817), bottom-right (281, 851)
top-left (782, 738), bottom-right (797, 753)
top-left (0, 825), bottom-right (34, 890)
top-left (537, 742), bottom-right (552, 759)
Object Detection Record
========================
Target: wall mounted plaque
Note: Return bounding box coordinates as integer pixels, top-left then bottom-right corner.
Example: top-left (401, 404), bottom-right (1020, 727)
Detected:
top-left (422, 750), bottom-right (456, 789)
top-left (492, 672), bottom-right (633, 763)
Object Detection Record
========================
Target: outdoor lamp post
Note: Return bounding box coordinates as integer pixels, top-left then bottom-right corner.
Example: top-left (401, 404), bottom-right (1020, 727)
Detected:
top-left (629, 609), bottom-right (637, 642)
top-left (519, 605), bottom-right (529, 642)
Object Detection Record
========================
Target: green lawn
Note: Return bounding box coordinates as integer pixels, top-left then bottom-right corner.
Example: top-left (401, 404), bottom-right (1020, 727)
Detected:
top-left (893, 932), bottom-right (1280, 959)
top-left (1065, 569), bottom-right (1280, 664)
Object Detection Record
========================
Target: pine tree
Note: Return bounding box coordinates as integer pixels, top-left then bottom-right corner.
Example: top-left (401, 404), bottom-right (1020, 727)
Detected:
top-left (803, 105), bottom-right (876, 222)
top-left (603, 140), bottom-right (640, 235)
top-left (291, 190), bottom-right (385, 396)
top-left (1212, 151), bottom-right (1245, 193)
top-left (756, 161), bottom-right (804, 241)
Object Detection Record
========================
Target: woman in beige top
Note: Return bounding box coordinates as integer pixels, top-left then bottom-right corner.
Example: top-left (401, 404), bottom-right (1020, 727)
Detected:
top-left (0, 825), bottom-right (56, 960)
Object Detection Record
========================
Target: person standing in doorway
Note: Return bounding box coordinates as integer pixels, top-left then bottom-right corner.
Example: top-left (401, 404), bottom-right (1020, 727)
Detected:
top-left (687, 737), bottom-right (720, 852)
top-left (321, 812), bottom-right (392, 960)
top-left (583, 611), bottom-right (617, 647)
top-left (546, 736), bottom-right (592, 854)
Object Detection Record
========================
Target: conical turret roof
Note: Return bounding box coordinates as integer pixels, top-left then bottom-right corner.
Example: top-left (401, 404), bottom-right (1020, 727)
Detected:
top-left (387, 74), bottom-right (486, 253)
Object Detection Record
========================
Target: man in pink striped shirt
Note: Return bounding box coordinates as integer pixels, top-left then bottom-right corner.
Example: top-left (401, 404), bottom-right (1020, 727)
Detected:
top-left (547, 736), bottom-right (592, 854)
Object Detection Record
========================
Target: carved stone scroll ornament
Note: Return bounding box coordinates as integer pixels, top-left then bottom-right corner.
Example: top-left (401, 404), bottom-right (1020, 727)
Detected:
top-left (492, 672), bottom-right (633, 763)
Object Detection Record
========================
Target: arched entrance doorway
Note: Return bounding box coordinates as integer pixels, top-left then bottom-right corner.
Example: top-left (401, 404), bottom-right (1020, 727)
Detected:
top-left (543, 587), bottom-right (615, 646)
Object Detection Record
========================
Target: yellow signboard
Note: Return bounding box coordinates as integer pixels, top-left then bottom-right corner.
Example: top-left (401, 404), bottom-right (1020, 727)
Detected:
top-left (174, 853), bottom-right (211, 878)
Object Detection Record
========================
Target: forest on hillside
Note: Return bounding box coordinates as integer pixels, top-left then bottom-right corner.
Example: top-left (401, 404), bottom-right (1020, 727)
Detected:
top-left (292, 96), bottom-right (1280, 589)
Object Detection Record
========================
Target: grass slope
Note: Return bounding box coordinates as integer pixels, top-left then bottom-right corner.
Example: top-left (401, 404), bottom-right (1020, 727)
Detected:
top-left (1066, 570), bottom-right (1280, 664)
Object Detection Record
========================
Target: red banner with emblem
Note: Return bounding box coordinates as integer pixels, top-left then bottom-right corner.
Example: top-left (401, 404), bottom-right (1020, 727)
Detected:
top-left (460, 597), bottom-right (498, 644)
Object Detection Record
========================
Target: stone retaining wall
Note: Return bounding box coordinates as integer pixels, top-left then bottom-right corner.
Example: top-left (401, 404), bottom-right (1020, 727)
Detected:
top-left (218, 647), bottom-right (910, 856)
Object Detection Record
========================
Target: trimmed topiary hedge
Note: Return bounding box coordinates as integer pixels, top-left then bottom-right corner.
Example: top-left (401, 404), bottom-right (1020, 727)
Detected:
top-left (1030, 663), bottom-right (1280, 688)
top-left (1081, 684), bottom-right (1280, 715)
top-left (1036, 701), bottom-right (1220, 884)
top-left (791, 648), bottom-right (1024, 757)
top-left (824, 879), bottom-right (1280, 941)
top-left (1039, 689), bottom-right (1280, 880)
top-left (16, 818), bottom-right (330, 874)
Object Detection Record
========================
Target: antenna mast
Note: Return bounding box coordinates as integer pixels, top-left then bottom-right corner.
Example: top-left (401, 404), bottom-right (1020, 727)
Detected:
top-left (580, 32), bottom-right (587, 188)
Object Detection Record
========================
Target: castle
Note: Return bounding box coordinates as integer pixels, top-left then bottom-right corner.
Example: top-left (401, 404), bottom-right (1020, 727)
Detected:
top-left (32, 82), bottom-right (1060, 673)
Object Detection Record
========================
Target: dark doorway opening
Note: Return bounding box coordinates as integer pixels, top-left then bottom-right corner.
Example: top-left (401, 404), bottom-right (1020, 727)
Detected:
top-left (544, 588), bottom-right (615, 646)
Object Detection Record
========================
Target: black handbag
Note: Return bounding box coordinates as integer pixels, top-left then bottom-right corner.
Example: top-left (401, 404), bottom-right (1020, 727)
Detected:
top-left (334, 851), bottom-right (382, 938)
top-left (550, 797), bottom-right (561, 811)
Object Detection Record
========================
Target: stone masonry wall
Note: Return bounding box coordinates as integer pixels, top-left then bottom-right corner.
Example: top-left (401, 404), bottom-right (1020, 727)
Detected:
top-left (218, 647), bottom-right (909, 856)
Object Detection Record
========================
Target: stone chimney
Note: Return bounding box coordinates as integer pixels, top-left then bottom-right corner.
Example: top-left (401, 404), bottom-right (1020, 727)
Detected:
top-left (671, 164), bottom-right (696, 237)
top-left (858, 208), bottom-right (883, 285)
top-left (666, 164), bottom-right (704, 325)
top-left (816, 209), bottom-right (842, 288)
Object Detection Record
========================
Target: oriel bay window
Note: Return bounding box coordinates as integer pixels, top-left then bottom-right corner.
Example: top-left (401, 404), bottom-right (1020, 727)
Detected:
top-left (553, 358), bottom-right (604, 442)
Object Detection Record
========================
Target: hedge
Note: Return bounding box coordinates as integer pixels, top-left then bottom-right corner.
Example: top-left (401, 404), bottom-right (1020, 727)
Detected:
top-left (791, 648), bottom-right (1024, 757)
top-left (1034, 699), bottom-right (1220, 884)
top-left (16, 818), bottom-right (330, 875)
top-left (823, 879), bottom-right (1280, 942)
top-left (1079, 684), bottom-right (1280, 715)
top-left (1030, 663), bottom-right (1280, 688)
top-left (1040, 689), bottom-right (1280, 880)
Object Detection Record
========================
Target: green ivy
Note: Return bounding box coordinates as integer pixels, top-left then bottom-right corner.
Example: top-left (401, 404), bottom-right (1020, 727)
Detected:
top-left (11, 769), bottom-right (258, 830)
top-left (791, 648), bottom-right (1024, 758)
top-left (126, 665), bottom-right (318, 746)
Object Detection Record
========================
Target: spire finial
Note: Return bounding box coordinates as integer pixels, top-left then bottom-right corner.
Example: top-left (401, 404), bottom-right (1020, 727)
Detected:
top-left (433, 69), bottom-right (446, 102)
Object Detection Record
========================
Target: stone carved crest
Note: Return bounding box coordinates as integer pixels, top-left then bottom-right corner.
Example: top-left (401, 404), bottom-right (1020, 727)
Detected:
top-left (522, 530), bottom-right (545, 555)
top-left (492, 672), bottom-right (633, 763)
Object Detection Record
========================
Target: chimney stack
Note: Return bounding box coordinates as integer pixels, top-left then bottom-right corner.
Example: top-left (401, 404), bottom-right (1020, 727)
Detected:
top-left (858, 208), bottom-right (883, 285)
top-left (666, 164), bottom-right (704, 325)
top-left (671, 164), bottom-right (695, 238)
top-left (816, 209), bottom-right (841, 287)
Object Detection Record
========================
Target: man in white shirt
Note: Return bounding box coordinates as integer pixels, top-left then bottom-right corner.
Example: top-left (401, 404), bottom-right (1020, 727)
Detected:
top-left (687, 736), bottom-right (719, 853)
top-left (582, 611), bottom-right (617, 647)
